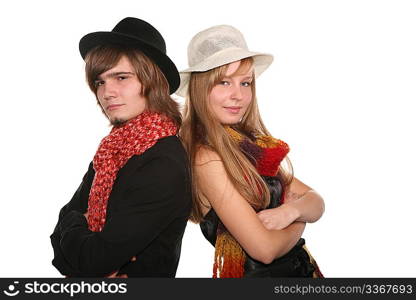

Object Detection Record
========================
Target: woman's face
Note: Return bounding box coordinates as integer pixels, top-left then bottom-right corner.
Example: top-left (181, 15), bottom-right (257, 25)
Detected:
top-left (208, 60), bottom-right (253, 125)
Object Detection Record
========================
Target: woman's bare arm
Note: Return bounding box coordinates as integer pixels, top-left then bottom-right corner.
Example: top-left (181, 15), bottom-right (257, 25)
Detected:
top-left (195, 148), bottom-right (305, 264)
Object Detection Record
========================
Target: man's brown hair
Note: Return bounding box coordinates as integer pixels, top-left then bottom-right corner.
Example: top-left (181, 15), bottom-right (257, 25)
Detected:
top-left (85, 46), bottom-right (181, 127)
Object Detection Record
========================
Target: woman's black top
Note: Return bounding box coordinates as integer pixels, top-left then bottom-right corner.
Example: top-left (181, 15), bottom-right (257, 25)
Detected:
top-left (200, 176), bottom-right (316, 277)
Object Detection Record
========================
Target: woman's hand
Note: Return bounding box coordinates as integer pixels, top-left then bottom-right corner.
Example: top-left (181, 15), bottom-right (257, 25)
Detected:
top-left (284, 178), bottom-right (325, 223)
top-left (257, 203), bottom-right (300, 230)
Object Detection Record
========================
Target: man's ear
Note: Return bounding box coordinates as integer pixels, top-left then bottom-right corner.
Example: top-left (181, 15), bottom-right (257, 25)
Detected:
top-left (139, 83), bottom-right (145, 96)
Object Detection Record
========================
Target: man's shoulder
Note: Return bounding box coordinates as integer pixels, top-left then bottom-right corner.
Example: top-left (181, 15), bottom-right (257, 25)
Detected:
top-left (124, 135), bottom-right (187, 171)
top-left (152, 135), bottom-right (183, 151)
top-left (145, 135), bottom-right (186, 160)
top-left (120, 136), bottom-right (190, 192)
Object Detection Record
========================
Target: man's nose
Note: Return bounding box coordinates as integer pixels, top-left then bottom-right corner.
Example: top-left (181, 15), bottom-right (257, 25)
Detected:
top-left (102, 80), bottom-right (117, 100)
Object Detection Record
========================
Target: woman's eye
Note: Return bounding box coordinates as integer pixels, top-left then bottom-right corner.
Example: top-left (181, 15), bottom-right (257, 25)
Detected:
top-left (118, 76), bottom-right (127, 81)
top-left (242, 81), bottom-right (252, 87)
top-left (220, 80), bottom-right (230, 86)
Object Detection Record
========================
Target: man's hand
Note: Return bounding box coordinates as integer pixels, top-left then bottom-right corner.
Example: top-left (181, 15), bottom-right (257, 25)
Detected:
top-left (105, 270), bottom-right (128, 278)
top-left (83, 211), bottom-right (137, 278)
top-left (104, 256), bottom-right (137, 278)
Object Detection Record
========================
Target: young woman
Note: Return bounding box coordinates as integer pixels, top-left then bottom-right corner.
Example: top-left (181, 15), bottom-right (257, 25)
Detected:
top-left (178, 25), bottom-right (325, 278)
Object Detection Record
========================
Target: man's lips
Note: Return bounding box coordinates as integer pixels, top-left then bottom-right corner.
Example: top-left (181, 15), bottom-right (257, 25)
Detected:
top-left (107, 104), bottom-right (124, 111)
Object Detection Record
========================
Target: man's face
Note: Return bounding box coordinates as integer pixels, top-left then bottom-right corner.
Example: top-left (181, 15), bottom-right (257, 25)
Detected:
top-left (95, 56), bottom-right (146, 125)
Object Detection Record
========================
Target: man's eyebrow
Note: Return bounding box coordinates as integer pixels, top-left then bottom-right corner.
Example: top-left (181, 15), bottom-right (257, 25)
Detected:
top-left (96, 71), bottom-right (135, 80)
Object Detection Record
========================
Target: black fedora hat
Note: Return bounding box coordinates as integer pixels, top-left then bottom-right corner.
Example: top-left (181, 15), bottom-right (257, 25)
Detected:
top-left (79, 17), bottom-right (179, 94)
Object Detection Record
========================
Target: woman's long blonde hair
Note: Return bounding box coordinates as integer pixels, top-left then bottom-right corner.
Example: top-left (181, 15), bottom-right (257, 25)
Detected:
top-left (180, 58), bottom-right (293, 223)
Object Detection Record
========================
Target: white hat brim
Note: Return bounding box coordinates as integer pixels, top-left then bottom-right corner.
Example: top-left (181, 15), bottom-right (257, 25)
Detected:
top-left (175, 47), bottom-right (273, 97)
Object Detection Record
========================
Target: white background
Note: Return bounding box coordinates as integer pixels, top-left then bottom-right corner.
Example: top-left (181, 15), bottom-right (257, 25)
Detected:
top-left (0, 0), bottom-right (415, 277)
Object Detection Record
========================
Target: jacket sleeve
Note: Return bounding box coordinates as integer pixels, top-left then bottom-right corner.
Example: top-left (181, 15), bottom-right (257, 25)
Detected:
top-left (50, 162), bottom-right (94, 276)
top-left (58, 156), bottom-right (189, 276)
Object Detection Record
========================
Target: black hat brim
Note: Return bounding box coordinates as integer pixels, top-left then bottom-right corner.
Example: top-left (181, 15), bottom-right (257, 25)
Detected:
top-left (79, 31), bottom-right (179, 94)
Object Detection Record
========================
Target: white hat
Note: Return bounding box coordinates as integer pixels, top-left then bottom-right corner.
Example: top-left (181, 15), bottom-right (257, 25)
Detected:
top-left (176, 25), bottom-right (274, 97)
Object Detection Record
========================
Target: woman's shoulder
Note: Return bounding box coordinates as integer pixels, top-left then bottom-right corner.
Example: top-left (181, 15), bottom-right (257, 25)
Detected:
top-left (194, 145), bottom-right (222, 166)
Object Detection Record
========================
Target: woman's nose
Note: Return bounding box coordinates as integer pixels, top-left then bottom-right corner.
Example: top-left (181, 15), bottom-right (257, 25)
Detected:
top-left (230, 85), bottom-right (243, 100)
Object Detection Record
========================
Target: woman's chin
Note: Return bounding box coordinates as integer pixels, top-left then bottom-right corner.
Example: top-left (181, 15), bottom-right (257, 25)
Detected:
top-left (218, 116), bottom-right (242, 125)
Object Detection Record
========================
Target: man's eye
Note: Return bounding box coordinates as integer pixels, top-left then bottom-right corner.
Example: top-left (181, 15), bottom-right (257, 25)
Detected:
top-left (95, 80), bottom-right (104, 87)
top-left (118, 76), bottom-right (127, 81)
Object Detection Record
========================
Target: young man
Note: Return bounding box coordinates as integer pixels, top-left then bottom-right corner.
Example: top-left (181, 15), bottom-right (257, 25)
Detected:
top-left (50, 17), bottom-right (191, 277)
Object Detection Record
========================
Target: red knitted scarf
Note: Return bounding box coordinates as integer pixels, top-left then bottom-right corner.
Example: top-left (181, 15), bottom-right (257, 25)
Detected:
top-left (87, 111), bottom-right (177, 232)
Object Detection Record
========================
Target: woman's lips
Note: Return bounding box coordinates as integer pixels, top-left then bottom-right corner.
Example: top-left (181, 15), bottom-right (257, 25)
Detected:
top-left (224, 106), bottom-right (242, 114)
top-left (107, 104), bottom-right (124, 111)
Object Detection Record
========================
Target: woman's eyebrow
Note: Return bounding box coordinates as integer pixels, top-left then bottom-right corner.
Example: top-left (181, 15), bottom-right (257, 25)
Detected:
top-left (231, 75), bottom-right (253, 80)
top-left (241, 75), bottom-right (253, 80)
